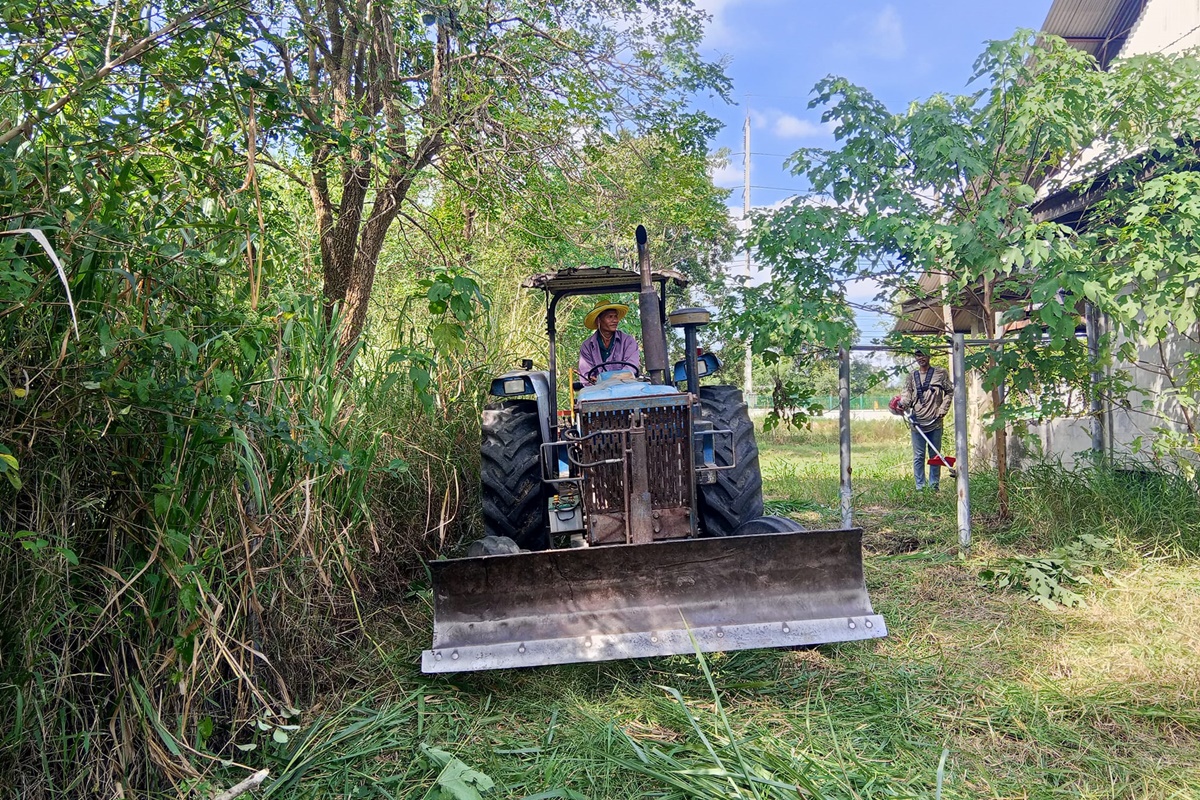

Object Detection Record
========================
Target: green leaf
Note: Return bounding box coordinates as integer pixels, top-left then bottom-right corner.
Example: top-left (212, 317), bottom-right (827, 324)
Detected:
top-left (179, 583), bottom-right (200, 615)
top-left (198, 716), bottom-right (214, 742)
top-left (165, 528), bottom-right (189, 559)
top-left (422, 744), bottom-right (495, 800)
top-left (436, 760), bottom-right (495, 800)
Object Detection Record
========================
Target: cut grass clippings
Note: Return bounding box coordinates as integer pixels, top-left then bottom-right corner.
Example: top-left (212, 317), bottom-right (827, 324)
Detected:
top-left (203, 419), bottom-right (1200, 800)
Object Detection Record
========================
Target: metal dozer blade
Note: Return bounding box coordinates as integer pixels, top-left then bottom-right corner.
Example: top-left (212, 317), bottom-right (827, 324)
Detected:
top-left (422, 528), bottom-right (886, 673)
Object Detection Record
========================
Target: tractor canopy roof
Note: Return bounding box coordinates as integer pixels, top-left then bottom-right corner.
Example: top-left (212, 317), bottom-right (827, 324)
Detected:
top-left (524, 266), bottom-right (687, 298)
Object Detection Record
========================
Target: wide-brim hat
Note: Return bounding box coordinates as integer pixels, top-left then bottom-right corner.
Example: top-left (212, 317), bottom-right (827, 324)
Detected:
top-left (584, 300), bottom-right (629, 330)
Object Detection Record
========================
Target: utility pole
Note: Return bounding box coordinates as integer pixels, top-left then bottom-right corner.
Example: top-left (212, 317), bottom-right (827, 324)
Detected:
top-left (742, 110), bottom-right (753, 398)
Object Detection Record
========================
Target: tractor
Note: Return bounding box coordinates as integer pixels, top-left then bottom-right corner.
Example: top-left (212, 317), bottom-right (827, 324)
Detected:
top-left (421, 227), bottom-right (885, 673)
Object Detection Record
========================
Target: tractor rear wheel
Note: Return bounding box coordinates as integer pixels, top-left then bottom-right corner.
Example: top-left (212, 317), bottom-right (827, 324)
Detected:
top-left (697, 385), bottom-right (764, 537)
top-left (481, 400), bottom-right (550, 550)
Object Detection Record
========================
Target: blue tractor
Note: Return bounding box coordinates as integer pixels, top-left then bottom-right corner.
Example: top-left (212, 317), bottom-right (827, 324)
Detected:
top-left (422, 227), bottom-right (885, 673)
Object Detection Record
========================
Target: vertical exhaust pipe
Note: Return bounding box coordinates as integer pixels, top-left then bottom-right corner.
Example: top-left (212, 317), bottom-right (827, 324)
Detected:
top-left (636, 225), bottom-right (668, 385)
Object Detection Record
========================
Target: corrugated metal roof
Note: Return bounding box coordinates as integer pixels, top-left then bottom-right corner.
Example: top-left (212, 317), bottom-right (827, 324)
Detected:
top-left (892, 270), bottom-right (1026, 334)
top-left (1040, 0), bottom-right (1147, 67)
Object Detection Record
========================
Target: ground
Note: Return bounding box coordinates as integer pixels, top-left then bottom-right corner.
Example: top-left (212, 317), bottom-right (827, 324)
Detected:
top-left (237, 419), bottom-right (1200, 799)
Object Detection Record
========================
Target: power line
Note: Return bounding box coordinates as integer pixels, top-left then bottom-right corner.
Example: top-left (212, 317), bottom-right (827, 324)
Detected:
top-left (743, 92), bottom-right (817, 101)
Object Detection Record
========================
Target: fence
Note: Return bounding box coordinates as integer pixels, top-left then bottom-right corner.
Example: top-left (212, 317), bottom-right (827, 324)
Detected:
top-left (747, 394), bottom-right (895, 411)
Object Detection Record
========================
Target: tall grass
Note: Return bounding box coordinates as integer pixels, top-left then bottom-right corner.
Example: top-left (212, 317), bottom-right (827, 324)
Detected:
top-left (0, 103), bottom-right (494, 796)
top-left (998, 461), bottom-right (1200, 555)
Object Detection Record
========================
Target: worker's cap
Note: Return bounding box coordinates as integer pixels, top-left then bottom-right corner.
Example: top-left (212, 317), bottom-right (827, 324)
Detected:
top-left (913, 348), bottom-right (928, 357)
top-left (584, 300), bottom-right (629, 330)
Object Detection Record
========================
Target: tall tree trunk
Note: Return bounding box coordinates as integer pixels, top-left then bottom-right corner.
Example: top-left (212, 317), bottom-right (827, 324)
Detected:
top-left (337, 171), bottom-right (416, 351)
top-left (983, 277), bottom-right (1010, 519)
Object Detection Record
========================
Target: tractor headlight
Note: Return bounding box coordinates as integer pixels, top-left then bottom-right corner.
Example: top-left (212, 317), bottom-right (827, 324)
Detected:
top-left (490, 375), bottom-right (534, 397)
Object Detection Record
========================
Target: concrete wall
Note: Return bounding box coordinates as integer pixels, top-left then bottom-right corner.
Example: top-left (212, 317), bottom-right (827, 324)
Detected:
top-left (1007, 323), bottom-right (1200, 470)
top-left (1119, 0), bottom-right (1200, 57)
top-left (1104, 327), bottom-right (1200, 465)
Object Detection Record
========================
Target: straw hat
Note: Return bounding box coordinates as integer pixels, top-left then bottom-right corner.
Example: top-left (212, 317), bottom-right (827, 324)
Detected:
top-left (583, 300), bottom-right (629, 330)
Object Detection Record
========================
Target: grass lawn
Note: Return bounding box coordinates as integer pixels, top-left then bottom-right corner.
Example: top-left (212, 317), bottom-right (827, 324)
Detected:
top-left (243, 419), bottom-right (1200, 800)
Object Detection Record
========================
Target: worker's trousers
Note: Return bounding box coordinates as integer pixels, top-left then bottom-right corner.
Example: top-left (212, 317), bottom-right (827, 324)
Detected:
top-left (911, 424), bottom-right (943, 490)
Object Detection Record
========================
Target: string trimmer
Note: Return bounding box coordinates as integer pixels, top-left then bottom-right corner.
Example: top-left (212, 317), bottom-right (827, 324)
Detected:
top-left (889, 396), bottom-right (957, 478)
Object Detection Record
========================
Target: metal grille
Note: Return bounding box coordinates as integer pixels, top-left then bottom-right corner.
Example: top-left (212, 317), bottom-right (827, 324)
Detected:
top-left (577, 397), bottom-right (692, 516)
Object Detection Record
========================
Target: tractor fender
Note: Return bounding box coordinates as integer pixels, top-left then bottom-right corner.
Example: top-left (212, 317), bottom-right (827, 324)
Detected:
top-left (527, 370), bottom-right (554, 444)
top-left (489, 369), bottom-right (553, 445)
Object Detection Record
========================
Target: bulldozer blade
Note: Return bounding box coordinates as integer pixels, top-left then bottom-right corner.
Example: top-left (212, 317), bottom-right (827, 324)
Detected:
top-left (422, 528), bottom-right (886, 673)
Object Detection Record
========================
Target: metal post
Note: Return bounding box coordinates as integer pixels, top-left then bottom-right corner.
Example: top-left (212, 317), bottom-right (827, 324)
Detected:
top-left (547, 294), bottom-right (560, 438)
top-left (1086, 301), bottom-right (1104, 459)
top-left (742, 111), bottom-right (754, 402)
top-left (839, 346), bottom-right (852, 529)
top-left (627, 409), bottom-right (654, 545)
top-left (952, 334), bottom-right (971, 552)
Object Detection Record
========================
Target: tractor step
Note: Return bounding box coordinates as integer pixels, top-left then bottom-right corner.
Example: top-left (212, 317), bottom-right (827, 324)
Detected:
top-left (421, 528), bottom-right (886, 673)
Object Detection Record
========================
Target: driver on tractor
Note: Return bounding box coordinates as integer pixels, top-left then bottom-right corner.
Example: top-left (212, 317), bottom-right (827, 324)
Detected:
top-left (578, 299), bottom-right (640, 385)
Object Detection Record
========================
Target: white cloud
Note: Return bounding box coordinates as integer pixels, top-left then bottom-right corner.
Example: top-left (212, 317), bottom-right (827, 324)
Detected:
top-left (693, 0), bottom-right (744, 49)
top-left (695, 0), bottom-right (790, 50)
top-left (870, 5), bottom-right (906, 59)
top-left (709, 161), bottom-right (743, 188)
top-left (747, 108), bottom-right (834, 140)
top-left (833, 4), bottom-right (907, 62)
top-left (844, 277), bottom-right (883, 304)
top-left (772, 114), bottom-right (824, 139)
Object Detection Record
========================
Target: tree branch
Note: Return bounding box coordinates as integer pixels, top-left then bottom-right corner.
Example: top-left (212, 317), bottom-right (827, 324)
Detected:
top-left (0, 0), bottom-right (234, 147)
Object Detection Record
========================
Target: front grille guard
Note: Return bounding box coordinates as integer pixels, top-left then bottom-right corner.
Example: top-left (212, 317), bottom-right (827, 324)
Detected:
top-left (540, 425), bottom-right (736, 485)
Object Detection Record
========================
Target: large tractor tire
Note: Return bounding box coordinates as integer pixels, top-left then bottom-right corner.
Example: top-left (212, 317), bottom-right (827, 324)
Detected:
top-left (697, 385), bottom-right (764, 537)
top-left (481, 400), bottom-right (550, 550)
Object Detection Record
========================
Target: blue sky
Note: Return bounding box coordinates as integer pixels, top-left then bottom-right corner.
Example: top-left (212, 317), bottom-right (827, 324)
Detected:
top-left (693, 0), bottom-right (1053, 341)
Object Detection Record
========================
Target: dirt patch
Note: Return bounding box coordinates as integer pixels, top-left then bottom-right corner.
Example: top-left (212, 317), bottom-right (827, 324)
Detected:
top-left (864, 530), bottom-right (923, 554)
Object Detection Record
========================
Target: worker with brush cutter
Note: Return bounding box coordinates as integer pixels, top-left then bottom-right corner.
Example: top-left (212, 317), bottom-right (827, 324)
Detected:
top-left (889, 348), bottom-right (954, 490)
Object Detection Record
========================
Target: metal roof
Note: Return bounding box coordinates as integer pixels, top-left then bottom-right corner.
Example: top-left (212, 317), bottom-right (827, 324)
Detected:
top-left (523, 266), bottom-right (687, 296)
top-left (1040, 0), bottom-right (1147, 68)
top-left (892, 272), bottom-right (1022, 334)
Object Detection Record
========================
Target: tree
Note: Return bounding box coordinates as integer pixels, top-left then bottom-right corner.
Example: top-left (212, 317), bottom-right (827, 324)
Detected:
top-left (247, 0), bottom-right (730, 351)
top-left (740, 32), bottom-right (1200, 506)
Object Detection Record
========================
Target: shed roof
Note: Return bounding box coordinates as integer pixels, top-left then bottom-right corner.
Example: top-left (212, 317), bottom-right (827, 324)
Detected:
top-left (523, 266), bottom-right (687, 297)
top-left (1040, 0), bottom-right (1147, 69)
top-left (894, 273), bottom-right (1026, 335)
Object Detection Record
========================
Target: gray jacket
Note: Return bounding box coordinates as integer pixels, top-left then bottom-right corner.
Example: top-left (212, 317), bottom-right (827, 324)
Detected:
top-left (901, 367), bottom-right (953, 430)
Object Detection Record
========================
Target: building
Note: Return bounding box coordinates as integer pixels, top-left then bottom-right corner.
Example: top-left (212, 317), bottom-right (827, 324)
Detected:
top-left (896, 0), bottom-right (1200, 470)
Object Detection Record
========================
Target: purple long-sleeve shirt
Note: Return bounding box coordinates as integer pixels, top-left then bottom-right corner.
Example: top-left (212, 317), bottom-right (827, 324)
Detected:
top-left (578, 330), bottom-right (640, 384)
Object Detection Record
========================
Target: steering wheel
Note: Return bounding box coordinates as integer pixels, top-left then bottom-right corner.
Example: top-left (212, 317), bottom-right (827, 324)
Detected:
top-left (584, 360), bottom-right (642, 383)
